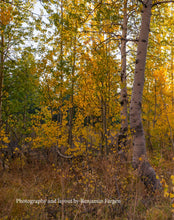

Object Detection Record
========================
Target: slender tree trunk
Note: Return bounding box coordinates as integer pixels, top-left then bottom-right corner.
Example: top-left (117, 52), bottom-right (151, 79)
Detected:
top-left (68, 34), bottom-right (76, 148)
top-left (118, 0), bottom-right (128, 159)
top-left (0, 30), bottom-right (4, 129)
top-left (107, 40), bottom-right (111, 138)
top-left (130, 0), bottom-right (161, 191)
top-left (171, 41), bottom-right (174, 108)
top-left (101, 95), bottom-right (108, 155)
top-left (59, 0), bottom-right (64, 125)
top-left (153, 78), bottom-right (157, 128)
top-left (171, 5), bottom-right (174, 108)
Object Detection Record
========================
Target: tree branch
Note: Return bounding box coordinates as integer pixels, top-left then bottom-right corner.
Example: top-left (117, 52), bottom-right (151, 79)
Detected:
top-left (138, 0), bottom-right (147, 7)
top-left (56, 146), bottom-right (73, 159)
top-left (80, 1), bottom-right (102, 25)
top-left (2, 0), bottom-right (47, 18)
top-left (94, 35), bottom-right (138, 50)
top-left (152, 0), bottom-right (174, 7)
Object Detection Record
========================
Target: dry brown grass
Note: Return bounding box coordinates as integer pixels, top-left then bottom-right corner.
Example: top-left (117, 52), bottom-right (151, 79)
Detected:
top-left (0, 152), bottom-right (173, 220)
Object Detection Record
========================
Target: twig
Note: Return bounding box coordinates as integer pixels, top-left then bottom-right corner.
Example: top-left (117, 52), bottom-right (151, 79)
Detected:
top-left (152, 0), bottom-right (174, 7)
top-left (56, 146), bottom-right (73, 159)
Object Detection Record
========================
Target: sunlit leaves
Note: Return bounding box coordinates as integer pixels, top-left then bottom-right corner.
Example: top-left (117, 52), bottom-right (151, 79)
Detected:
top-left (0, 4), bottom-right (13, 26)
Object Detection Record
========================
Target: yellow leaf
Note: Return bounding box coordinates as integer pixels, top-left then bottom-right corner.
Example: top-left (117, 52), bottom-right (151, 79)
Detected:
top-left (164, 192), bottom-right (169, 198)
top-left (171, 175), bottom-right (174, 185)
top-left (170, 193), bottom-right (174, 199)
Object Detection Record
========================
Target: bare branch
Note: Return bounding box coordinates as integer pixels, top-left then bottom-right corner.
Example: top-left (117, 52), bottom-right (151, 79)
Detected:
top-left (80, 1), bottom-right (102, 25)
top-left (94, 35), bottom-right (139, 50)
top-left (138, 0), bottom-right (147, 7)
top-left (152, 0), bottom-right (174, 7)
top-left (56, 147), bottom-right (73, 159)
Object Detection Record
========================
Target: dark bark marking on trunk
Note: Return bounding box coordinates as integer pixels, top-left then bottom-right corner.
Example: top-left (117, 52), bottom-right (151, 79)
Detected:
top-left (120, 101), bottom-right (124, 106)
top-left (136, 59), bottom-right (139, 64)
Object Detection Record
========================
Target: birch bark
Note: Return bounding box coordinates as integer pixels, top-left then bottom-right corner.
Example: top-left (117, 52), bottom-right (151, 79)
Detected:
top-left (118, 0), bottom-right (128, 159)
top-left (130, 0), bottom-right (161, 191)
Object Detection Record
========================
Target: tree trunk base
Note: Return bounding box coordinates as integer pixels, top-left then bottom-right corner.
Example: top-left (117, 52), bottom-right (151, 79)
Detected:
top-left (133, 160), bottom-right (163, 192)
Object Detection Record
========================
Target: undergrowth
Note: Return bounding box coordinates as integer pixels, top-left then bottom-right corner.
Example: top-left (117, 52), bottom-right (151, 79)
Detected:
top-left (0, 150), bottom-right (173, 220)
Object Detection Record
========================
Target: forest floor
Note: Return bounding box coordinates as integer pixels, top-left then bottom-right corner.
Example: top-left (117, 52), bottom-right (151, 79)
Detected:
top-left (0, 149), bottom-right (173, 219)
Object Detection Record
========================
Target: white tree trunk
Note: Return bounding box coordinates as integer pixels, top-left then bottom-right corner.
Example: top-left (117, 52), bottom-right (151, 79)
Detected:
top-left (130, 0), bottom-right (161, 191)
